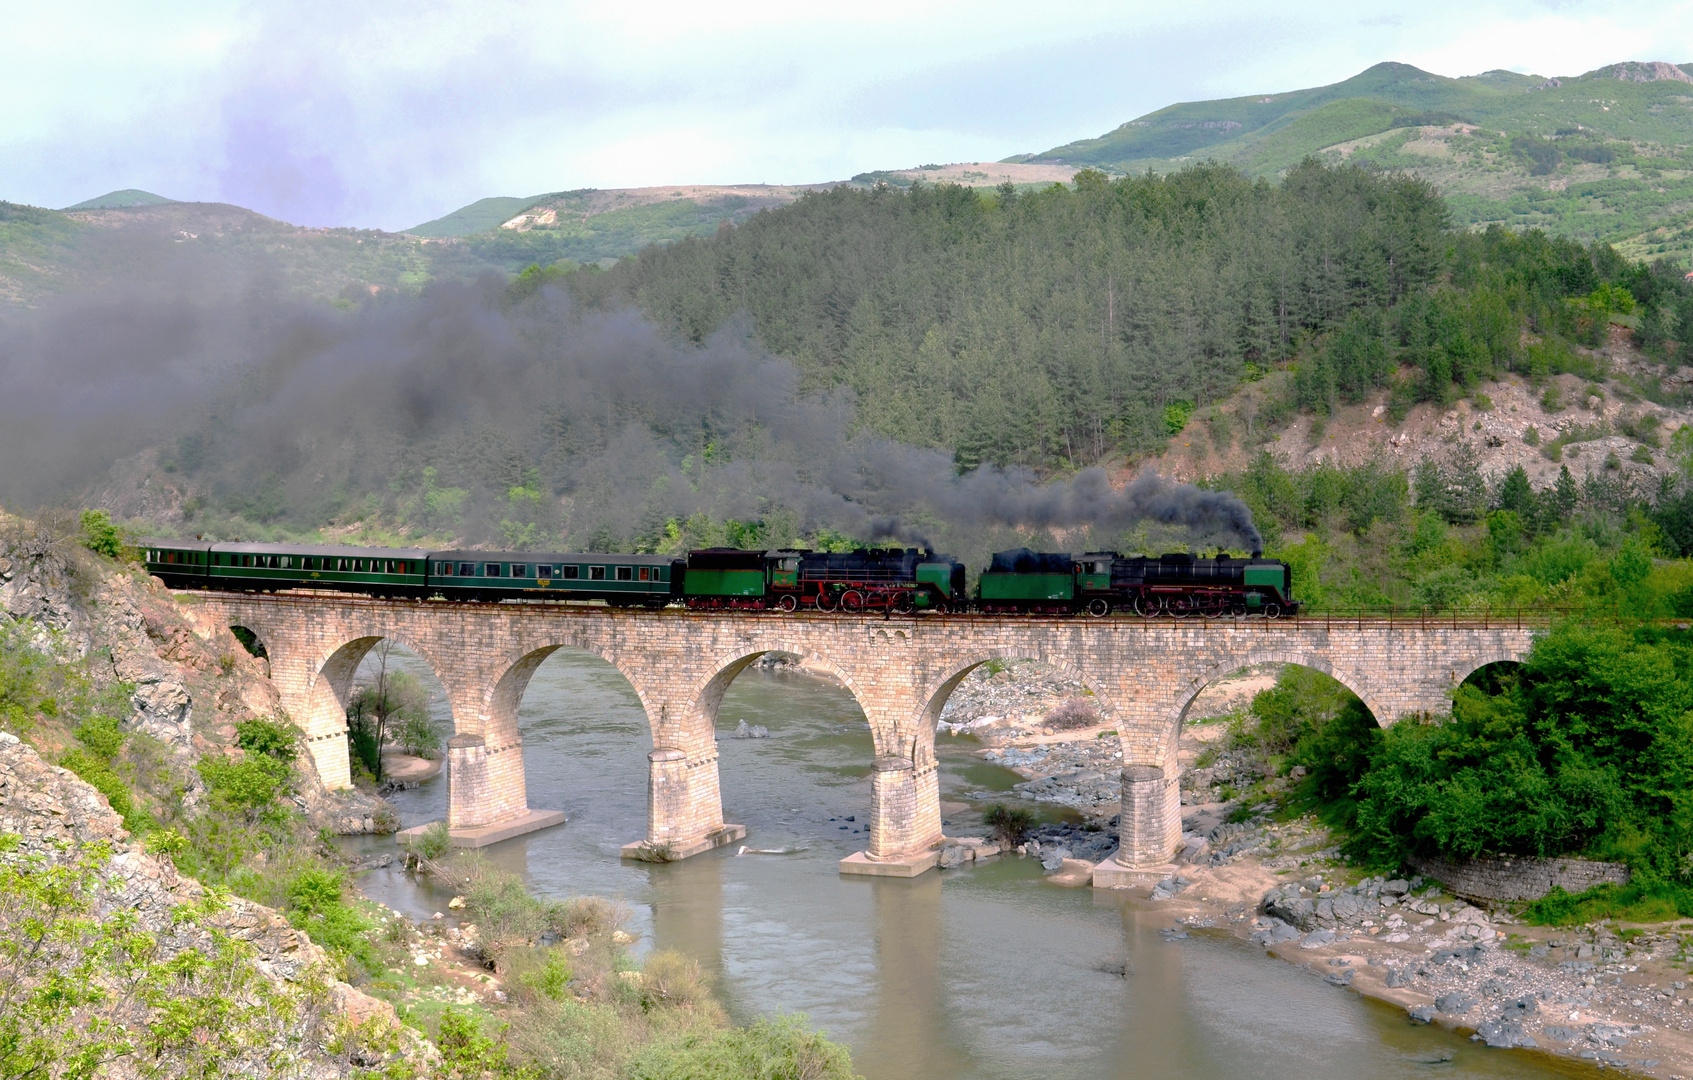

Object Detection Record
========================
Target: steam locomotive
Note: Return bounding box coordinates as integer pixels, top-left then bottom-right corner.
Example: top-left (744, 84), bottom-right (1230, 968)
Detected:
top-left (138, 539), bottom-right (1296, 618)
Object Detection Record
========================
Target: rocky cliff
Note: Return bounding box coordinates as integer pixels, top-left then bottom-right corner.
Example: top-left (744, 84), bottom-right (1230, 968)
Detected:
top-left (0, 517), bottom-right (391, 833)
top-left (0, 730), bottom-right (434, 1077)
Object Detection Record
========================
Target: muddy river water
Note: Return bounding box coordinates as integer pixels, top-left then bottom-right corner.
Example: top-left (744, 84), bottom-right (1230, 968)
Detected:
top-left (346, 650), bottom-right (1595, 1079)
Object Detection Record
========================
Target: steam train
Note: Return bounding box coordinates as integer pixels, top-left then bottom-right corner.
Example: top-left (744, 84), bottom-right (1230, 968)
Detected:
top-left (138, 538), bottom-right (1297, 618)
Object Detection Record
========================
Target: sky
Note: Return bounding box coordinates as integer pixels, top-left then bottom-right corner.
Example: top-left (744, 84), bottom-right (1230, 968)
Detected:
top-left (3, 0), bottom-right (1691, 232)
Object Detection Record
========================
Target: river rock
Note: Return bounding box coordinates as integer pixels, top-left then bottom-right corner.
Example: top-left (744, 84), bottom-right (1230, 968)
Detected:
top-left (1045, 858), bottom-right (1095, 887)
top-left (1408, 1005), bottom-right (1436, 1023)
top-left (732, 720), bottom-right (770, 739)
top-left (1502, 995), bottom-right (1539, 1018)
top-left (1298, 930), bottom-right (1336, 949)
top-left (1040, 846), bottom-right (1071, 872)
top-left (1475, 1020), bottom-right (1536, 1049)
top-left (1436, 992), bottom-right (1476, 1015)
top-left (938, 845), bottom-right (969, 869)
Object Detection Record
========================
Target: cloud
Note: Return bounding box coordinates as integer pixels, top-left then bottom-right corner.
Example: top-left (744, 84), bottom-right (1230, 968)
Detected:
top-left (1, 0), bottom-right (1688, 229)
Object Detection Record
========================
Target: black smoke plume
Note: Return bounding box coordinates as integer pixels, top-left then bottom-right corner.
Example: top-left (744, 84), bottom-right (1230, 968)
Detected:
top-left (0, 248), bottom-right (1260, 559)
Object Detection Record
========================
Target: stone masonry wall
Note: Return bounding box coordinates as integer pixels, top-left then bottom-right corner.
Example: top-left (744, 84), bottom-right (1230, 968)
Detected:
top-left (187, 594), bottom-right (1536, 869)
top-left (1410, 853), bottom-right (1632, 904)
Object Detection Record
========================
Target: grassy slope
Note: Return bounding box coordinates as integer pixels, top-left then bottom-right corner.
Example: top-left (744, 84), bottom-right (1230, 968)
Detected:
top-left (404, 194), bottom-right (549, 237)
top-left (0, 201), bottom-right (83, 305)
top-left (62, 189), bottom-right (175, 210)
top-left (1028, 61), bottom-right (1693, 263)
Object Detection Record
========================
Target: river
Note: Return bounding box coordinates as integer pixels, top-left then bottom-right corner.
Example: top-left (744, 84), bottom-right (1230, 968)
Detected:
top-left (347, 648), bottom-right (1596, 1079)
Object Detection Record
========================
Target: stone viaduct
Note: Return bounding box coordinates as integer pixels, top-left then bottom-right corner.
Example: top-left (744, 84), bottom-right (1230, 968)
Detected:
top-left (188, 593), bottom-right (1538, 881)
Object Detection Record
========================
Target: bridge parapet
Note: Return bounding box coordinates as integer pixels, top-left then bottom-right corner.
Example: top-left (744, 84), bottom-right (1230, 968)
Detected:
top-left (183, 592), bottom-right (1540, 876)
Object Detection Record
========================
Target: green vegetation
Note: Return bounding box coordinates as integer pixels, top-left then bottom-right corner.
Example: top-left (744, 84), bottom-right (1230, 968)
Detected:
top-left (1198, 447), bottom-right (1693, 924)
top-left (568, 162), bottom-right (1450, 471)
top-left (406, 194), bottom-right (551, 238)
top-left (346, 643), bottom-right (437, 782)
top-left (0, 833), bottom-right (351, 1079)
top-left (1022, 60), bottom-right (1693, 262)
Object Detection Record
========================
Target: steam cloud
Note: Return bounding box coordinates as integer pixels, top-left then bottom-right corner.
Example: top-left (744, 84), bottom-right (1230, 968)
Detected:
top-left (0, 237), bottom-right (1260, 559)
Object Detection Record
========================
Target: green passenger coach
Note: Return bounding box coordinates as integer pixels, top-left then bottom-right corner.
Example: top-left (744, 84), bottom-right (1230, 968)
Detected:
top-left (428, 551), bottom-right (678, 606)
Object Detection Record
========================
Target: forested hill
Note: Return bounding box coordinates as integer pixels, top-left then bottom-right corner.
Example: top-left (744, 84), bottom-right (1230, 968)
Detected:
top-left (561, 162), bottom-right (1684, 474)
top-left (1018, 60), bottom-right (1693, 264)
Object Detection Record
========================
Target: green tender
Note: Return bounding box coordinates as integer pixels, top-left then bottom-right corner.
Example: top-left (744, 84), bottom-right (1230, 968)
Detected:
top-left (1243, 565), bottom-right (1284, 588)
top-left (979, 572), bottom-right (1074, 602)
top-left (684, 569), bottom-right (766, 598)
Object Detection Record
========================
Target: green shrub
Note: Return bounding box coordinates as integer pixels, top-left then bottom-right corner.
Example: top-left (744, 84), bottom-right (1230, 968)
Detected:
top-left (625, 1015), bottom-right (857, 1080)
top-left (983, 804), bottom-right (1034, 849)
top-left (1163, 400), bottom-right (1195, 436)
top-left (1525, 883), bottom-right (1693, 926)
top-left (507, 946), bottom-right (574, 1003)
top-left (413, 820), bottom-right (452, 861)
top-left (78, 509), bottom-right (123, 559)
top-left (73, 714), bottom-right (126, 760)
top-left (234, 717), bottom-right (297, 762)
top-left (197, 756), bottom-right (291, 819)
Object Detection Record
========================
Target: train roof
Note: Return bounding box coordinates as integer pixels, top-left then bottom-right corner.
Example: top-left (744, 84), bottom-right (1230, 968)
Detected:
top-left (209, 541), bottom-right (432, 559)
top-left (432, 550), bottom-right (675, 564)
top-left (133, 537), bottom-right (212, 551)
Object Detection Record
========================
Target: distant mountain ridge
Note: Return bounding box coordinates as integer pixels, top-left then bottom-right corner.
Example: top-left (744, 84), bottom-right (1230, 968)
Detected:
top-left (1014, 59), bottom-right (1693, 263)
top-left (1018, 60), bottom-right (1693, 170)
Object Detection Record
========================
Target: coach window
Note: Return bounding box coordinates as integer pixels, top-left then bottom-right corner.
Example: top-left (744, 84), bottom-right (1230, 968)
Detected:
top-left (511, 564), bottom-right (528, 578)
top-left (616, 566), bottom-right (633, 581)
top-left (458, 562), bottom-right (475, 577)
top-left (563, 565), bottom-right (580, 579)
top-left (485, 563), bottom-right (503, 577)
top-left (590, 566), bottom-right (606, 581)
top-left (536, 565), bottom-right (552, 578)
top-left (638, 567), bottom-right (649, 581)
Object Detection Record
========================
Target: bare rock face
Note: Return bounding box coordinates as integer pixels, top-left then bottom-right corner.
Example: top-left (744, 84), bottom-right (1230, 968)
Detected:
top-left (0, 733), bottom-right (435, 1077)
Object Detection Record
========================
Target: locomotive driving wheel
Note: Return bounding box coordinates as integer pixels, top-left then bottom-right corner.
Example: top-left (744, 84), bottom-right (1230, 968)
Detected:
top-left (1086, 598), bottom-right (1111, 618)
top-left (1201, 597), bottom-right (1228, 619)
top-left (1166, 596), bottom-right (1193, 618)
top-left (840, 590), bottom-right (865, 612)
top-left (893, 593), bottom-right (916, 614)
top-left (778, 594), bottom-right (799, 613)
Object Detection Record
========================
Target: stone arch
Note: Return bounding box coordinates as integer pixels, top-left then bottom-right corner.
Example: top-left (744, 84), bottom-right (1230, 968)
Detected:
top-left (1172, 650), bottom-right (1385, 738)
top-left (914, 649), bottom-right (1109, 767)
top-left (226, 624), bottom-right (271, 664)
top-left (481, 634), bottom-right (647, 750)
top-left (1450, 652), bottom-right (1529, 694)
top-left (681, 643), bottom-right (871, 755)
top-left (302, 629), bottom-right (458, 790)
